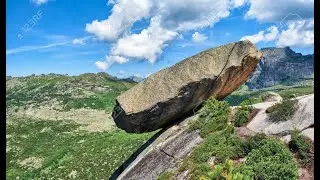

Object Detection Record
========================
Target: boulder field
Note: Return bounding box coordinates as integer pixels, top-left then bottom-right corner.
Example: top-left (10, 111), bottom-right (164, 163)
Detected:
top-left (112, 40), bottom-right (262, 133)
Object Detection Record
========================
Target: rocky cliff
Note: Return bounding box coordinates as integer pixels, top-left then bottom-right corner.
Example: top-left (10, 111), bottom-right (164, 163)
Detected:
top-left (246, 47), bottom-right (314, 89)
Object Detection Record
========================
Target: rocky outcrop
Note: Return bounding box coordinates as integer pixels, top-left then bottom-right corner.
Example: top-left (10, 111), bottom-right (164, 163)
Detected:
top-left (112, 40), bottom-right (262, 133)
top-left (262, 92), bottom-right (283, 102)
top-left (111, 94), bottom-right (314, 180)
top-left (247, 47), bottom-right (314, 89)
top-left (111, 114), bottom-right (202, 180)
top-left (246, 94), bottom-right (314, 139)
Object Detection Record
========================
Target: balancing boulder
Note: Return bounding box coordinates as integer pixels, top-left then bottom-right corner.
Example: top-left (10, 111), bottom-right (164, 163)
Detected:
top-left (112, 40), bottom-right (262, 133)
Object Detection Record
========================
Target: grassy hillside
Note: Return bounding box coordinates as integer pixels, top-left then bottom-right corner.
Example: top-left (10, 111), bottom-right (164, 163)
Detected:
top-left (6, 73), bottom-right (134, 111)
top-left (6, 73), bottom-right (157, 179)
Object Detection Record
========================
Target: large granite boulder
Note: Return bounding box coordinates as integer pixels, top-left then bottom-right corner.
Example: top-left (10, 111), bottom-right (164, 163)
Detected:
top-left (112, 40), bottom-right (262, 133)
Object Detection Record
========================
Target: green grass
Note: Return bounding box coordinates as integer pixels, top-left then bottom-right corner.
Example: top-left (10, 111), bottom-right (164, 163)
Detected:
top-left (6, 119), bottom-right (155, 179)
top-left (6, 73), bottom-right (135, 111)
top-left (266, 99), bottom-right (298, 122)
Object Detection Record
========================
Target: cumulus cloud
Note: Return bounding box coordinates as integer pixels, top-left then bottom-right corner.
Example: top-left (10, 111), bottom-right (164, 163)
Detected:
top-left (240, 25), bottom-right (279, 44)
top-left (87, 0), bottom-right (247, 71)
top-left (192, 32), bottom-right (208, 43)
top-left (32, 0), bottom-right (49, 5)
top-left (95, 61), bottom-right (110, 71)
top-left (230, 0), bottom-right (247, 8)
top-left (276, 18), bottom-right (314, 47)
top-left (94, 55), bottom-right (128, 71)
top-left (107, 55), bottom-right (129, 64)
top-left (245, 0), bottom-right (314, 22)
top-left (241, 19), bottom-right (314, 48)
top-left (86, 0), bottom-right (152, 41)
top-left (111, 16), bottom-right (178, 63)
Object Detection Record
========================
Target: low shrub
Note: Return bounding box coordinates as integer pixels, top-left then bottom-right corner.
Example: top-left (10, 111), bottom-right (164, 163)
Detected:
top-left (189, 97), bottom-right (230, 137)
top-left (234, 100), bottom-right (253, 127)
top-left (266, 99), bottom-right (298, 122)
top-left (243, 133), bottom-right (268, 154)
top-left (207, 159), bottom-right (251, 180)
top-left (288, 130), bottom-right (313, 166)
top-left (191, 128), bottom-right (246, 164)
top-left (237, 139), bottom-right (299, 180)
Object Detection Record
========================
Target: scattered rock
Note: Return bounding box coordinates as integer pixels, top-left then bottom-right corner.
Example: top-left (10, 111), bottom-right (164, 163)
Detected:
top-left (280, 135), bottom-right (292, 143)
top-left (67, 170), bottom-right (78, 179)
top-left (18, 157), bottom-right (43, 170)
top-left (175, 170), bottom-right (189, 180)
top-left (235, 127), bottom-right (256, 138)
top-left (300, 128), bottom-right (314, 142)
top-left (207, 157), bottom-right (216, 167)
top-left (113, 40), bottom-right (262, 133)
top-left (262, 92), bottom-right (282, 102)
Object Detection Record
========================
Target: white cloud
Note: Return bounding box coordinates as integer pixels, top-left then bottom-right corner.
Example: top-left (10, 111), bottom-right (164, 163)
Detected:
top-left (240, 25), bottom-right (279, 44)
top-left (111, 16), bottom-right (178, 63)
top-left (95, 61), bottom-right (112, 71)
top-left (87, 0), bottom-right (248, 70)
top-left (94, 55), bottom-right (128, 72)
top-left (32, 0), bottom-right (49, 5)
top-left (276, 18), bottom-right (314, 47)
top-left (72, 38), bottom-right (86, 45)
top-left (241, 31), bottom-right (264, 44)
top-left (245, 0), bottom-right (314, 22)
top-left (107, 55), bottom-right (129, 64)
top-left (72, 36), bottom-right (93, 45)
top-left (7, 35), bottom-right (94, 55)
top-left (231, 0), bottom-right (247, 8)
top-left (264, 26), bottom-right (279, 41)
top-left (241, 19), bottom-right (314, 48)
top-left (192, 32), bottom-right (208, 43)
top-left (86, 0), bottom-right (152, 41)
top-left (6, 42), bottom-right (69, 55)
top-left (117, 70), bottom-right (126, 75)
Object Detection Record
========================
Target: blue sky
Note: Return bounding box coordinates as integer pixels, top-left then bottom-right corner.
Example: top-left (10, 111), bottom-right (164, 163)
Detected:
top-left (6, 0), bottom-right (314, 78)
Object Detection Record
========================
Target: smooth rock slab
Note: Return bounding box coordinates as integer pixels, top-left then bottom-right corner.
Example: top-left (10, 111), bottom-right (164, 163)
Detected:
top-left (247, 94), bottom-right (314, 136)
top-left (112, 40), bottom-right (262, 133)
top-left (114, 115), bottom-right (203, 180)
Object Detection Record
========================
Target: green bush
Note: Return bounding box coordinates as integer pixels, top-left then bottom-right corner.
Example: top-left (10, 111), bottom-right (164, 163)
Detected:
top-left (207, 159), bottom-right (251, 180)
top-left (288, 130), bottom-right (313, 166)
top-left (234, 100), bottom-right (253, 127)
top-left (237, 139), bottom-right (299, 180)
top-left (243, 133), bottom-right (268, 154)
top-left (266, 99), bottom-right (298, 122)
top-left (189, 97), bottom-right (230, 137)
top-left (191, 128), bottom-right (246, 164)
